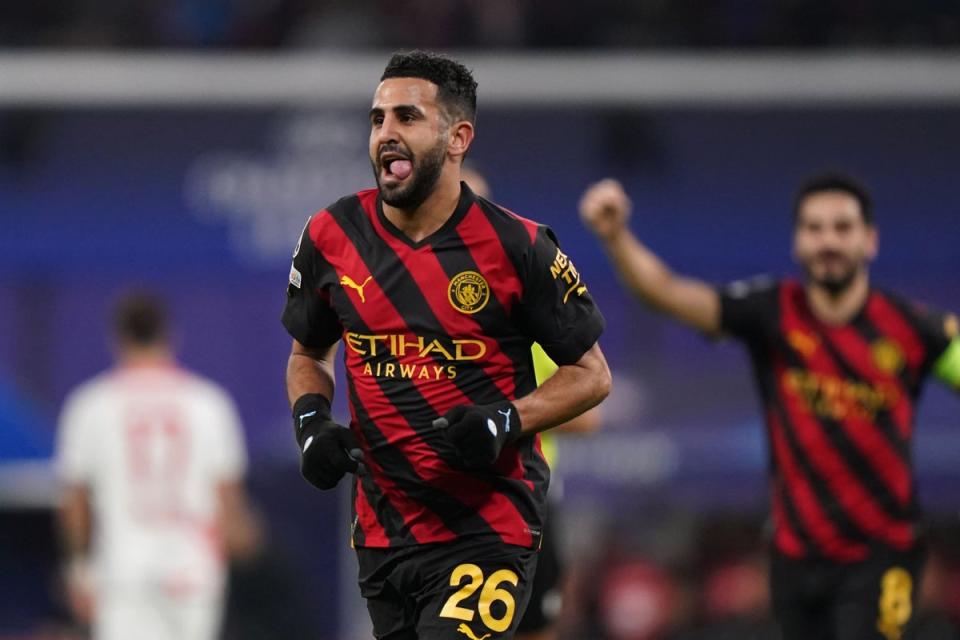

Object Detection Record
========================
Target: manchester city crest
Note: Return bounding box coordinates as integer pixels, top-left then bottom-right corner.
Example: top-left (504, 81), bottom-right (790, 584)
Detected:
top-left (448, 271), bottom-right (490, 314)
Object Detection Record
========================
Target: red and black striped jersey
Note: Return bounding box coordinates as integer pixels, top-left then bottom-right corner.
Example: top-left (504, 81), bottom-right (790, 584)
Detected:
top-left (282, 183), bottom-right (605, 549)
top-left (720, 278), bottom-right (955, 562)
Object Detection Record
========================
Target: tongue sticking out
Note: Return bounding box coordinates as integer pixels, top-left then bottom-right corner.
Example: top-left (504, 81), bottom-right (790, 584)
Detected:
top-left (390, 160), bottom-right (412, 180)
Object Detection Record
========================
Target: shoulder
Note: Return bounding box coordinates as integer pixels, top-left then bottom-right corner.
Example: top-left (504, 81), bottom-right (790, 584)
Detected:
top-left (177, 371), bottom-right (238, 411)
top-left (304, 191), bottom-right (372, 248)
top-left (59, 371), bottom-right (114, 425)
top-left (472, 197), bottom-right (542, 247)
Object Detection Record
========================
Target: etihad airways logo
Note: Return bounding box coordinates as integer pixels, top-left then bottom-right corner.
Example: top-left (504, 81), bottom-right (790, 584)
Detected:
top-left (782, 368), bottom-right (900, 422)
top-left (345, 332), bottom-right (488, 381)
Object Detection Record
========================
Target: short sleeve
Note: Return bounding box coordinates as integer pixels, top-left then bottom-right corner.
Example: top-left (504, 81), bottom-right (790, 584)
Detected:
top-left (903, 302), bottom-right (958, 372)
top-left (281, 215), bottom-right (343, 348)
top-left (718, 276), bottom-right (778, 342)
top-left (515, 226), bottom-right (605, 366)
top-left (208, 390), bottom-right (248, 482)
top-left (54, 391), bottom-right (96, 485)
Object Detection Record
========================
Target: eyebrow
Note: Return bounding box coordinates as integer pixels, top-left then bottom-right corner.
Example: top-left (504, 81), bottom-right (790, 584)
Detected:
top-left (369, 104), bottom-right (426, 120)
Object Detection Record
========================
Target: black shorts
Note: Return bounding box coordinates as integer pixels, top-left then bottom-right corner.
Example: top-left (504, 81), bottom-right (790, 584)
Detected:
top-left (770, 546), bottom-right (926, 640)
top-left (516, 520), bottom-right (562, 633)
top-left (357, 536), bottom-right (539, 640)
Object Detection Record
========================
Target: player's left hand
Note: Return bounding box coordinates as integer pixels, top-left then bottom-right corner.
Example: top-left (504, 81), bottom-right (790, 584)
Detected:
top-left (433, 401), bottom-right (521, 468)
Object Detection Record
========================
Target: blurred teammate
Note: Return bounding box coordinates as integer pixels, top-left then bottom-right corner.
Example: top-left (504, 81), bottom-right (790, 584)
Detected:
top-left (462, 165), bottom-right (603, 640)
top-left (282, 51), bottom-right (610, 639)
top-left (580, 175), bottom-right (960, 640)
top-left (56, 292), bottom-right (252, 640)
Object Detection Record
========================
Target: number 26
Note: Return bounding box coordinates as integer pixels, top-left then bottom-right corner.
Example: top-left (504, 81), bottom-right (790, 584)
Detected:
top-left (438, 563), bottom-right (519, 633)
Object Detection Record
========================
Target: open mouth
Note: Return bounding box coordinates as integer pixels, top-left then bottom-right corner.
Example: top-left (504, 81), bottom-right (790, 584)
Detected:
top-left (380, 152), bottom-right (413, 181)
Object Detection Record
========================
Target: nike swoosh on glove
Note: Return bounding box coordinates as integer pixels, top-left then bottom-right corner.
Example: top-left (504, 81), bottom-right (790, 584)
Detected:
top-left (432, 400), bottom-right (520, 468)
top-left (293, 394), bottom-right (365, 490)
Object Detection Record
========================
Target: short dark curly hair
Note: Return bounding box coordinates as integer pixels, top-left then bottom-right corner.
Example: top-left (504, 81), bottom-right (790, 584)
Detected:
top-left (112, 291), bottom-right (169, 346)
top-left (381, 50), bottom-right (478, 125)
top-left (793, 172), bottom-right (874, 226)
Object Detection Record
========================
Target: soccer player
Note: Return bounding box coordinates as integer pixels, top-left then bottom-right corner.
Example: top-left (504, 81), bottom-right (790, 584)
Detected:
top-left (282, 51), bottom-right (610, 640)
top-left (579, 175), bottom-right (960, 640)
top-left (461, 164), bottom-right (603, 640)
top-left (55, 293), bottom-right (253, 640)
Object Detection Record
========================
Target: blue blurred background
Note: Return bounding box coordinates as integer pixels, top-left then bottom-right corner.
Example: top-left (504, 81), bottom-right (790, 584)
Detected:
top-left (2, 2), bottom-right (960, 639)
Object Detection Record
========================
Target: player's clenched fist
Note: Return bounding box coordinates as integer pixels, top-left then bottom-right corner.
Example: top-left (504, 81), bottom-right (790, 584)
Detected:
top-left (579, 178), bottom-right (632, 242)
top-left (433, 401), bottom-right (521, 468)
top-left (293, 394), bottom-right (364, 490)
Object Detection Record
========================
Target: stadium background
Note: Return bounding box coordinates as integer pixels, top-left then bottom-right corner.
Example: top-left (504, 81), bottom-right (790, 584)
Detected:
top-left (2, 3), bottom-right (960, 638)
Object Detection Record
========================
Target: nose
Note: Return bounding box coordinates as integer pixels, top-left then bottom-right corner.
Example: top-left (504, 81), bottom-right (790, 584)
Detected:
top-left (374, 114), bottom-right (400, 146)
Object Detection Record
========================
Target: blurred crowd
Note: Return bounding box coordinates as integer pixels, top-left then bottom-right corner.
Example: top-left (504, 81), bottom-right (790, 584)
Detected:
top-left (555, 514), bottom-right (960, 640)
top-left (2, 0), bottom-right (960, 50)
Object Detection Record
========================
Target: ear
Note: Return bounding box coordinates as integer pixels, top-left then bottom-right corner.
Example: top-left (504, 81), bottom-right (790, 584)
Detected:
top-left (447, 120), bottom-right (475, 161)
top-left (865, 226), bottom-right (879, 261)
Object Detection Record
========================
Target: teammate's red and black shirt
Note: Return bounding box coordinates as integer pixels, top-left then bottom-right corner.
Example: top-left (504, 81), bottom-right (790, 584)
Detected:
top-left (282, 184), bottom-right (605, 549)
top-left (720, 278), bottom-right (954, 562)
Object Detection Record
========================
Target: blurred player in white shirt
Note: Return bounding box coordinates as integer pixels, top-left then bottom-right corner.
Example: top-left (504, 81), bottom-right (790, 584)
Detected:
top-left (55, 292), bottom-right (253, 640)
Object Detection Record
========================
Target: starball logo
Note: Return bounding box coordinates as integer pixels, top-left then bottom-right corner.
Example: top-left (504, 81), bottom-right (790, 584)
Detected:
top-left (345, 332), bottom-right (487, 381)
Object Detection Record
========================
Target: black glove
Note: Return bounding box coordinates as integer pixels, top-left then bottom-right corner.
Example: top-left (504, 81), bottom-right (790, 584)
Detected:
top-left (293, 394), bottom-right (364, 490)
top-left (432, 400), bottom-right (521, 468)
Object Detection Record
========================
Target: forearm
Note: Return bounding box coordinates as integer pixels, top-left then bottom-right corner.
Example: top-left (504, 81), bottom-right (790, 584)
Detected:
top-left (514, 344), bottom-right (611, 434)
top-left (603, 230), bottom-right (721, 334)
top-left (286, 340), bottom-right (337, 408)
top-left (59, 486), bottom-right (91, 559)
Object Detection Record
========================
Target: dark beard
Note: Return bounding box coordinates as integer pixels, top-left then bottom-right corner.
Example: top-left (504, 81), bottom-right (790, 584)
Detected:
top-left (803, 259), bottom-right (860, 296)
top-left (373, 140), bottom-right (446, 210)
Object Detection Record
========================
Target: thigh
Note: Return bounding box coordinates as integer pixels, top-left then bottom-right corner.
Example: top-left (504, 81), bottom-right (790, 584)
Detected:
top-left (833, 548), bottom-right (925, 640)
top-left (358, 547), bottom-right (420, 640)
top-left (770, 554), bottom-right (833, 640)
top-left (415, 538), bottom-right (539, 640)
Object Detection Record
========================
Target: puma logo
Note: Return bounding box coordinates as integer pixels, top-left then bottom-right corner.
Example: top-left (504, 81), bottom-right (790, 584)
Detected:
top-left (497, 408), bottom-right (512, 434)
top-left (340, 275), bottom-right (373, 303)
top-left (457, 623), bottom-right (490, 640)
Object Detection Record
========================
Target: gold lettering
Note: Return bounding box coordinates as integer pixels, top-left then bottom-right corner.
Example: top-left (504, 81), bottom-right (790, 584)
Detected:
top-left (418, 367), bottom-right (431, 379)
top-left (447, 366), bottom-right (457, 379)
top-left (433, 366), bottom-right (445, 379)
top-left (400, 363), bottom-right (416, 378)
top-left (363, 363), bottom-right (372, 376)
top-left (384, 363), bottom-right (396, 377)
top-left (549, 249), bottom-right (568, 279)
top-left (421, 339), bottom-right (454, 360)
top-left (397, 334), bottom-right (425, 357)
top-left (345, 332), bottom-right (366, 354)
top-left (454, 339), bottom-right (487, 361)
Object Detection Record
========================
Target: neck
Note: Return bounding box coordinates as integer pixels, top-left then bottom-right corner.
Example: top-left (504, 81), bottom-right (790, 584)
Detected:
top-left (805, 272), bottom-right (870, 326)
top-left (382, 170), bottom-right (461, 243)
top-left (118, 344), bottom-right (174, 368)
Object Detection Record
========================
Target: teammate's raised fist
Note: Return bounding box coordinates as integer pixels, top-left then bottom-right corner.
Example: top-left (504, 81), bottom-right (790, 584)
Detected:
top-left (579, 178), bottom-right (632, 242)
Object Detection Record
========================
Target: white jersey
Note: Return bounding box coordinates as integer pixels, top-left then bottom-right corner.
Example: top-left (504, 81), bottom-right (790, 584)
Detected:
top-left (55, 362), bottom-right (247, 597)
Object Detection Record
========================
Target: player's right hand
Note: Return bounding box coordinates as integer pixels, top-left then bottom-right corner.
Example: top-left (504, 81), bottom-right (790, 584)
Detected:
top-left (293, 394), bottom-right (364, 490)
top-left (579, 178), bottom-right (632, 242)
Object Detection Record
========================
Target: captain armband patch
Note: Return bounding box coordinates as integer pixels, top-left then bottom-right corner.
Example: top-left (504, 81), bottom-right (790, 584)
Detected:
top-left (933, 337), bottom-right (960, 388)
